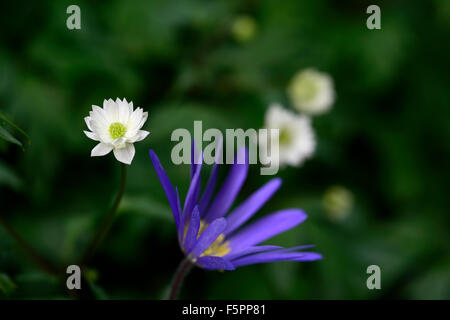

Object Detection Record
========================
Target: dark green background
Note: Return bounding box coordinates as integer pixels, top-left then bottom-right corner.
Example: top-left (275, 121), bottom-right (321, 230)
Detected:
top-left (0, 0), bottom-right (449, 299)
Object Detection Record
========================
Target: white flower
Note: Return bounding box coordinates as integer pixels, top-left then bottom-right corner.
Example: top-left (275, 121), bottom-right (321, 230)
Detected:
top-left (260, 103), bottom-right (316, 167)
top-left (84, 98), bottom-right (149, 165)
top-left (322, 186), bottom-right (354, 222)
top-left (287, 68), bottom-right (335, 115)
top-left (232, 15), bottom-right (257, 43)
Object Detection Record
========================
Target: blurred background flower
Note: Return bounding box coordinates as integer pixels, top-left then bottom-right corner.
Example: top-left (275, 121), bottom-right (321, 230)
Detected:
top-left (322, 185), bottom-right (354, 222)
top-left (260, 103), bottom-right (315, 168)
top-left (0, 0), bottom-right (449, 300)
top-left (287, 68), bottom-right (335, 115)
top-left (231, 15), bottom-right (258, 43)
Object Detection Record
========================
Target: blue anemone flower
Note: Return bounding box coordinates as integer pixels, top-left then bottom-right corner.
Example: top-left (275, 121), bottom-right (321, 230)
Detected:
top-left (149, 147), bottom-right (322, 271)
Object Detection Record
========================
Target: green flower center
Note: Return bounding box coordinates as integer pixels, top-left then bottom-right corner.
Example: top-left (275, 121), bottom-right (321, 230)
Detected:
top-left (279, 127), bottom-right (293, 145)
top-left (109, 122), bottom-right (127, 139)
top-left (296, 77), bottom-right (319, 101)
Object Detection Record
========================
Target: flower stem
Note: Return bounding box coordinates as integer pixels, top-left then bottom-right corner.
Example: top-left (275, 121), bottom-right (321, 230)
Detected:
top-left (82, 163), bottom-right (127, 265)
top-left (0, 216), bottom-right (61, 276)
top-left (168, 258), bottom-right (193, 300)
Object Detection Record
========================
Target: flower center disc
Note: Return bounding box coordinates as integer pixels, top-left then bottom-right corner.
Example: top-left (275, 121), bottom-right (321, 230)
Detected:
top-left (109, 122), bottom-right (127, 139)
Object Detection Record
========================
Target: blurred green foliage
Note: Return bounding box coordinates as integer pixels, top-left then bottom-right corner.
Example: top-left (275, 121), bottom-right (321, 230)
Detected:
top-left (0, 0), bottom-right (449, 299)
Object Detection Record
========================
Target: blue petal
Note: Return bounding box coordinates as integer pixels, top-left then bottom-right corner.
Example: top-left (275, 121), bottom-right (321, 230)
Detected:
top-left (183, 156), bottom-right (202, 221)
top-left (225, 245), bottom-right (282, 261)
top-left (188, 218), bottom-right (227, 258)
top-left (224, 178), bottom-right (282, 235)
top-left (184, 206), bottom-right (200, 252)
top-left (203, 147), bottom-right (248, 222)
top-left (199, 137), bottom-right (223, 216)
top-left (227, 209), bottom-right (307, 253)
top-left (231, 251), bottom-right (322, 268)
top-left (196, 256), bottom-right (235, 271)
top-left (149, 150), bottom-right (181, 230)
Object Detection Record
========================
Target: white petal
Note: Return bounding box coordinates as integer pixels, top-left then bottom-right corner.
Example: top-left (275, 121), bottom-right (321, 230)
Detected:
top-left (84, 117), bottom-right (93, 131)
top-left (91, 143), bottom-right (113, 157)
top-left (104, 99), bottom-right (119, 122)
top-left (118, 99), bottom-right (130, 123)
top-left (130, 130), bottom-right (150, 142)
top-left (92, 105), bottom-right (110, 125)
top-left (113, 144), bottom-right (135, 165)
top-left (84, 130), bottom-right (99, 141)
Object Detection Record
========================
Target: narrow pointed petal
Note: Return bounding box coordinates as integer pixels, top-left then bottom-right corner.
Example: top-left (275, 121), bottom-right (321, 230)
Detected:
top-left (175, 187), bottom-right (184, 242)
top-left (231, 251), bottom-right (322, 267)
top-left (84, 130), bottom-right (99, 141)
top-left (130, 130), bottom-right (149, 142)
top-left (149, 150), bottom-right (181, 230)
top-left (84, 117), bottom-right (93, 131)
top-left (91, 143), bottom-right (113, 157)
top-left (183, 206), bottom-right (200, 252)
top-left (198, 161), bottom-right (218, 217)
top-left (199, 137), bottom-right (223, 216)
top-left (190, 140), bottom-right (197, 179)
top-left (227, 209), bottom-right (307, 252)
top-left (204, 147), bottom-right (248, 222)
top-left (104, 99), bottom-right (119, 122)
top-left (188, 218), bottom-right (227, 258)
top-left (224, 245), bottom-right (282, 261)
top-left (196, 256), bottom-right (235, 271)
top-left (183, 158), bottom-right (202, 220)
top-left (113, 144), bottom-right (135, 165)
top-left (118, 99), bottom-right (130, 123)
top-left (224, 178), bottom-right (282, 235)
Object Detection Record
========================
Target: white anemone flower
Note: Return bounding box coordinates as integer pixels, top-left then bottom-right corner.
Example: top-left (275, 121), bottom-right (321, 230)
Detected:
top-left (260, 103), bottom-right (315, 168)
top-left (287, 68), bottom-right (335, 115)
top-left (84, 98), bottom-right (149, 165)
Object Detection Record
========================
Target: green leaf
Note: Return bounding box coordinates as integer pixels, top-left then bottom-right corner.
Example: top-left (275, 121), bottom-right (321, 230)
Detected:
top-left (0, 110), bottom-right (30, 147)
top-left (0, 125), bottom-right (22, 147)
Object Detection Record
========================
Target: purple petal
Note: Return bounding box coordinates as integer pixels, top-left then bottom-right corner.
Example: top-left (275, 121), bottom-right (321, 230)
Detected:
top-left (183, 159), bottom-right (202, 221)
top-left (224, 178), bottom-right (282, 235)
top-left (226, 244), bottom-right (316, 261)
top-left (225, 245), bottom-right (282, 261)
top-left (199, 161), bottom-right (219, 217)
top-left (149, 150), bottom-right (181, 230)
top-left (190, 140), bottom-right (196, 179)
top-left (196, 256), bottom-right (235, 271)
top-left (175, 187), bottom-right (184, 242)
top-left (204, 147), bottom-right (248, 223)
top-left (183, 206), bottom-right (200, 252)
top-left (231, 251), bottom-right (322, 267)
top-left (227, 209), bottom-right (307, 252)
top-left (199, 137), bottom-right (223, 216)
top-left (188, 218), bottom-right (227, 258)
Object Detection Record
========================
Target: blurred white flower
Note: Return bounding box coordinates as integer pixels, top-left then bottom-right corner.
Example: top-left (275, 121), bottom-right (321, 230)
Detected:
top-left (322, 186), bottom-right (354, 222)
top-left (260, 103), bottom-right (316, 167)
top-left (84, 98), bottom-right (149, 165)
top-left (231, 15), bottom-right (257, 43)
top-left (287, 68), bottom-right (335, 115)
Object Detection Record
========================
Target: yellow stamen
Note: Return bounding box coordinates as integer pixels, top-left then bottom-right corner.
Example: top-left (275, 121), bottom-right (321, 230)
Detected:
top-left (184, 220), bottom-right (231, 258)
top-left (109, 122), bottom-right (127, 139)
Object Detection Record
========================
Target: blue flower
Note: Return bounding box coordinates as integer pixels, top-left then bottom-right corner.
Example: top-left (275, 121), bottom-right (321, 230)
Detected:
top-left (149, 147), bottom-right (322, 271)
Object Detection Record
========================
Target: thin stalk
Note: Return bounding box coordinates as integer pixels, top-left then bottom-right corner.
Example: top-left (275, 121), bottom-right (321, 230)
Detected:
top-left (82, 163), bottom-right (127, 265)
top-left (0, 216), bottom-right (60, 275)
top-left (167, 258), bottom-right (193, 300)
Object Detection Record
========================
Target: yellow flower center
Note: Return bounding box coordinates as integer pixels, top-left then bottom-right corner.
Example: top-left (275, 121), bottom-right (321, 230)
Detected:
top-left (279, 127), bottom-right (293, 146)
top-left (185, 220), bottom-right (231, 258)
top-left (109, 122), bottom-right (127, 139)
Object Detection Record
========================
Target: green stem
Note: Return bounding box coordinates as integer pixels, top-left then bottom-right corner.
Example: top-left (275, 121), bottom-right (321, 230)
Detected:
top-left (0, 216), bottom-right (60, 276)
top-left (167, 258), bottom-right (193, 300)
top-left (82, 163), bottom-right (127, 265)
